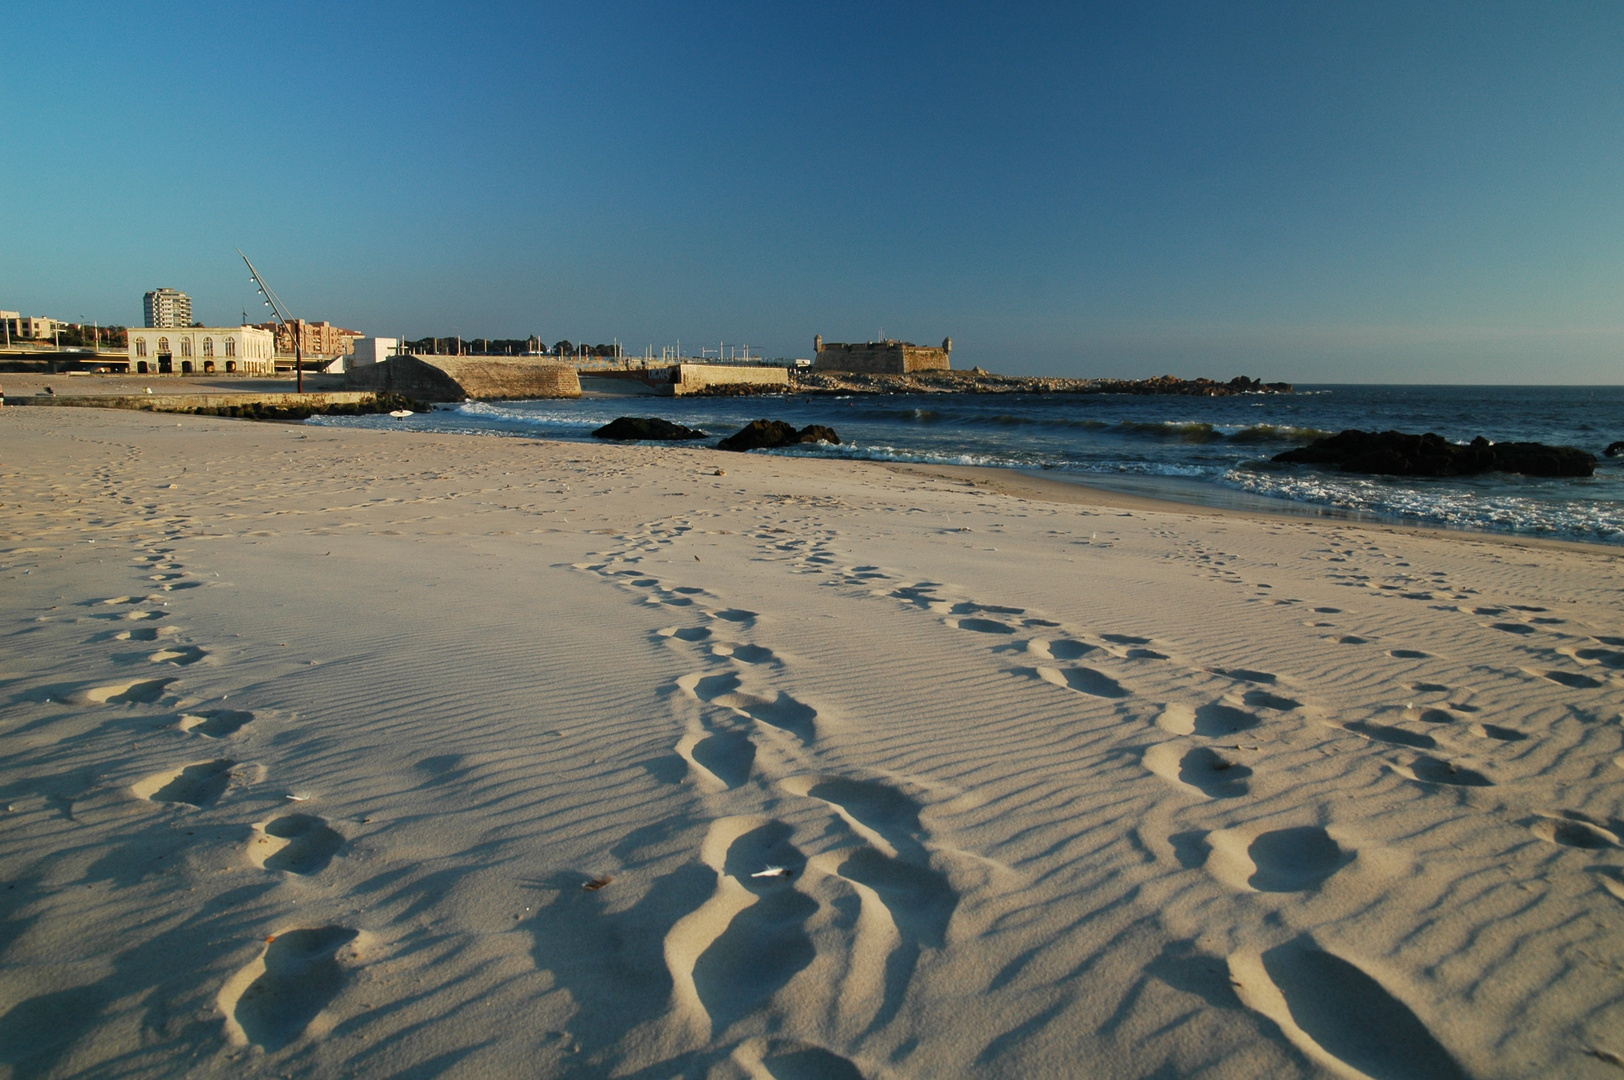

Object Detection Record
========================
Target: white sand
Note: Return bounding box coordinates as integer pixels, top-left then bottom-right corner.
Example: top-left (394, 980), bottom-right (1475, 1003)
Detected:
top-left (1, 405), bottom-right (1622, 1079)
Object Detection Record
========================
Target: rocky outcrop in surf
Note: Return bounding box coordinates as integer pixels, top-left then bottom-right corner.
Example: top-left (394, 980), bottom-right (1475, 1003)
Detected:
top-left (1273, 429), bottom-right (1596, 477)
top-left (592, 416), bottom-right (709, 441)
top-left (717, 420), bottom-right (841, 452)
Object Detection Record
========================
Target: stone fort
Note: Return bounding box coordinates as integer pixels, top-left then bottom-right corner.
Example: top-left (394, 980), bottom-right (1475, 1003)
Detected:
top-left (812, 334), bottom-right (952, 374)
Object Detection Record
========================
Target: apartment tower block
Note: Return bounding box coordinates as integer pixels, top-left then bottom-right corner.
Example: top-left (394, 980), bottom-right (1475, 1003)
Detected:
top-left (143, 288), bottom-right (193, 329)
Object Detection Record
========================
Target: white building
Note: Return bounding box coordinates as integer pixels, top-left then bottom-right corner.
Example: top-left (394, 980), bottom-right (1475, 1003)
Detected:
top-left (143, 289), bottom-right (193, 329)
top-left (2, 312), bottom-right (59, 341)
top-left (347, 337), bottom-right (399, 368)
top-left (127, 326), bottom-right (276, 375)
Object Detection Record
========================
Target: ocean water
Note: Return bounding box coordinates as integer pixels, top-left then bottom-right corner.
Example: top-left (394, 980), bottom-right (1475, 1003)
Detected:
top-left (309, 384), bottom-right (1624, 545)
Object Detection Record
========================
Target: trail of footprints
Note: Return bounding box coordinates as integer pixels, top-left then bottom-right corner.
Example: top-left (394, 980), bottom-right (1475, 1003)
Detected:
top-left (572, 532), bottom-right (969, 1069)
top-left (575, 515), bottom-right (1622, 1078)
top-left (75, 545), bottom-right (357, 1052)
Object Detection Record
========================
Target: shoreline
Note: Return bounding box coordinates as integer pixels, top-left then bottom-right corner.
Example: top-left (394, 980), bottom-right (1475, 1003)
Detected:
top-left (886, 461), bottom-right (1624, 556)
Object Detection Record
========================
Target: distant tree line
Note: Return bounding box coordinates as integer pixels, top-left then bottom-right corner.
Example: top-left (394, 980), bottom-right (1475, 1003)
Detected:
top-left (56, 324), bottom-right (127, 348)
top-left (402, 336), bottom-right (621, 357)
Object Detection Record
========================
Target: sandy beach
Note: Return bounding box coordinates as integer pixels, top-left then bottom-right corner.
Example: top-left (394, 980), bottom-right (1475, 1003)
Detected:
top-left (2, 404), bottom-right (1622, 1079)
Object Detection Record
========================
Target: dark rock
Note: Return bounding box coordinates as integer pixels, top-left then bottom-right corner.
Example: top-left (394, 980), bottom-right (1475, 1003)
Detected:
top-left (797, 424), bottom-right (841, 445)
top-left (1274, 430), bottom-right (1594, 478)
top-left (717, 419), bottom-right (842, 452)
top-left (592, 416), bottom-right (709, 441)
top-left (1605, 441), bottom-right (1624, 458)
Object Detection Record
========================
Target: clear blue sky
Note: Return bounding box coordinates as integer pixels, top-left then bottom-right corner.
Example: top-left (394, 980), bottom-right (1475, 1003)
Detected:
top-left (4, 1), bottom-right (1622, 382)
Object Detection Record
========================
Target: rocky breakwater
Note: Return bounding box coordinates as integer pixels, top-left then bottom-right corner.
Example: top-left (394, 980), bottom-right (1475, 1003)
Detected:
top-left (790, 370), bottom-right (1291, 396)
top-left (1274, 430), bottom-right (1596, 478)
top-left (717, 419), bottom-right (841, 451)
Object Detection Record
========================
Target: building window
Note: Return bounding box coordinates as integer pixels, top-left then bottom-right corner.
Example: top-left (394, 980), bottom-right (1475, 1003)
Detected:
top-left (137, 361), bottom-right (148, 374)
top-left (136, 338), bottom-right (147, 357)
top-left (203, 337), bottom-right (214, 357)
top-left (157, 337), bottom-right (170, 355)
top-left (226, 361), bottom-right (236, 372)
top-left (181, 360), bottom-right (193, 374)
top-left (225, 337), bottom-right (237, 357)
top-left (180, 337), bottom-right (192, 358)
top-left (203, 360), bottom-right (214, 373)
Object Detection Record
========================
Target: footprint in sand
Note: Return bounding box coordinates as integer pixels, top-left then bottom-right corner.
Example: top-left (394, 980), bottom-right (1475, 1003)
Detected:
top-left (1217, 668), bottom-right (1278, 685)
top-left (1205, 825), bottom-right (1352, 893)
top-left (1244, 828), bottom-right (1353, 892)
top-left (712, 643), bottom-right (779, 666)
top-left (955, 617), bottom-right (1017, 635)
top-left (1144, 744), bottom-right (1251, 799)
top-left (710, 608), bottom-right (758, 626)
top-left (82, 677), bottom-right (175, 705)
top-left (218, 926), bottom-right (361, 1051)
top-left (1034, 666), bottom-right (1130, 698)
top-left (1243, 688), bottom-right (1300, 711)
top-left (1229, 939), bottom-right (1469, 1080)
top-left (179, 709), bottom-right (254, 738)
top-left (1541, 669), bottom-right (1602, 689)
top-left (782, 775), bottom-right (931, 863)
top-left (1571, 646), bottom-right (1624, 669)
top-left (732, 1038), bottom-right (865, 1080)
top-left (684, 727), bottom-right (758, 789)
top-left (251, 814), bottom-right (345, 874)
top-left (679, 672), bottom-right (817, 744)
top-left (1530, 814), bottom-right (1621, 850)
top-left (1470, 722), bottom-right (1527, 742)
top-left (1344, 720), bottom-right (1437, 750)
top-left (133, 759), bottom-right (236, 807)
top-left (658, 626), bottom-right (712, 643)
top-left (1192, 701), bottom-right (1261, 736)
top-left (1045, 639), bottom-right (1097, 660)
top-left (1400, 756), bottom-right (1493, 787)
top-left (890, 583), bottom-right (943, 609)
top-left (149, 645), bottom-right (206, 666)
top-left (686, 824), bottom-right (818, 1034)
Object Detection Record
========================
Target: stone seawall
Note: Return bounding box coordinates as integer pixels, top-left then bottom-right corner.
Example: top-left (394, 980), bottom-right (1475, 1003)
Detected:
top-left (673, 364), bottom-right (788, 396)
top-left (347, 356), bottom-right (581, 401)
top-left (7, 391), bottom-right (375, 411)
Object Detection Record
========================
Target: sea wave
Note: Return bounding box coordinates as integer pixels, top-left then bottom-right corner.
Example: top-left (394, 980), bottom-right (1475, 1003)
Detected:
top-left (1112, 420), bottom-right (1330, 444)
top-left (1226, 469), bottom-right (1624, 544)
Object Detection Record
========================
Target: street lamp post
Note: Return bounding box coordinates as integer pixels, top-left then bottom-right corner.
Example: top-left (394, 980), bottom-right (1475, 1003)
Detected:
top-left (238, 249), bottom-right (302, 392)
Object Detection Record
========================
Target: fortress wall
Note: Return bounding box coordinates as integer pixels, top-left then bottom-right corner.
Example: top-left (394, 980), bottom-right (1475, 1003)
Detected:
top-left (812, 345), bottom-right (906, 375)
top-left (673, 364), bottom-right (788, 396)
top-left (900, 347), bottom-right (951, 372)
top-left (347, 356), bottom-right (581, 401)
top-left (812, 344), bottom-right (951, 374)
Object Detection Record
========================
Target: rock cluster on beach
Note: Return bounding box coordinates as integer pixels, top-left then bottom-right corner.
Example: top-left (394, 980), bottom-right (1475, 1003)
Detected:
top-left (717, 419), bottom-right (841, 451)
top-left (592, 416), bottom-right (709, 441)
top-left (1273, 429), bottom-right (1596, 477)
top-left (789, 370), bottom-right (1291, 396)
